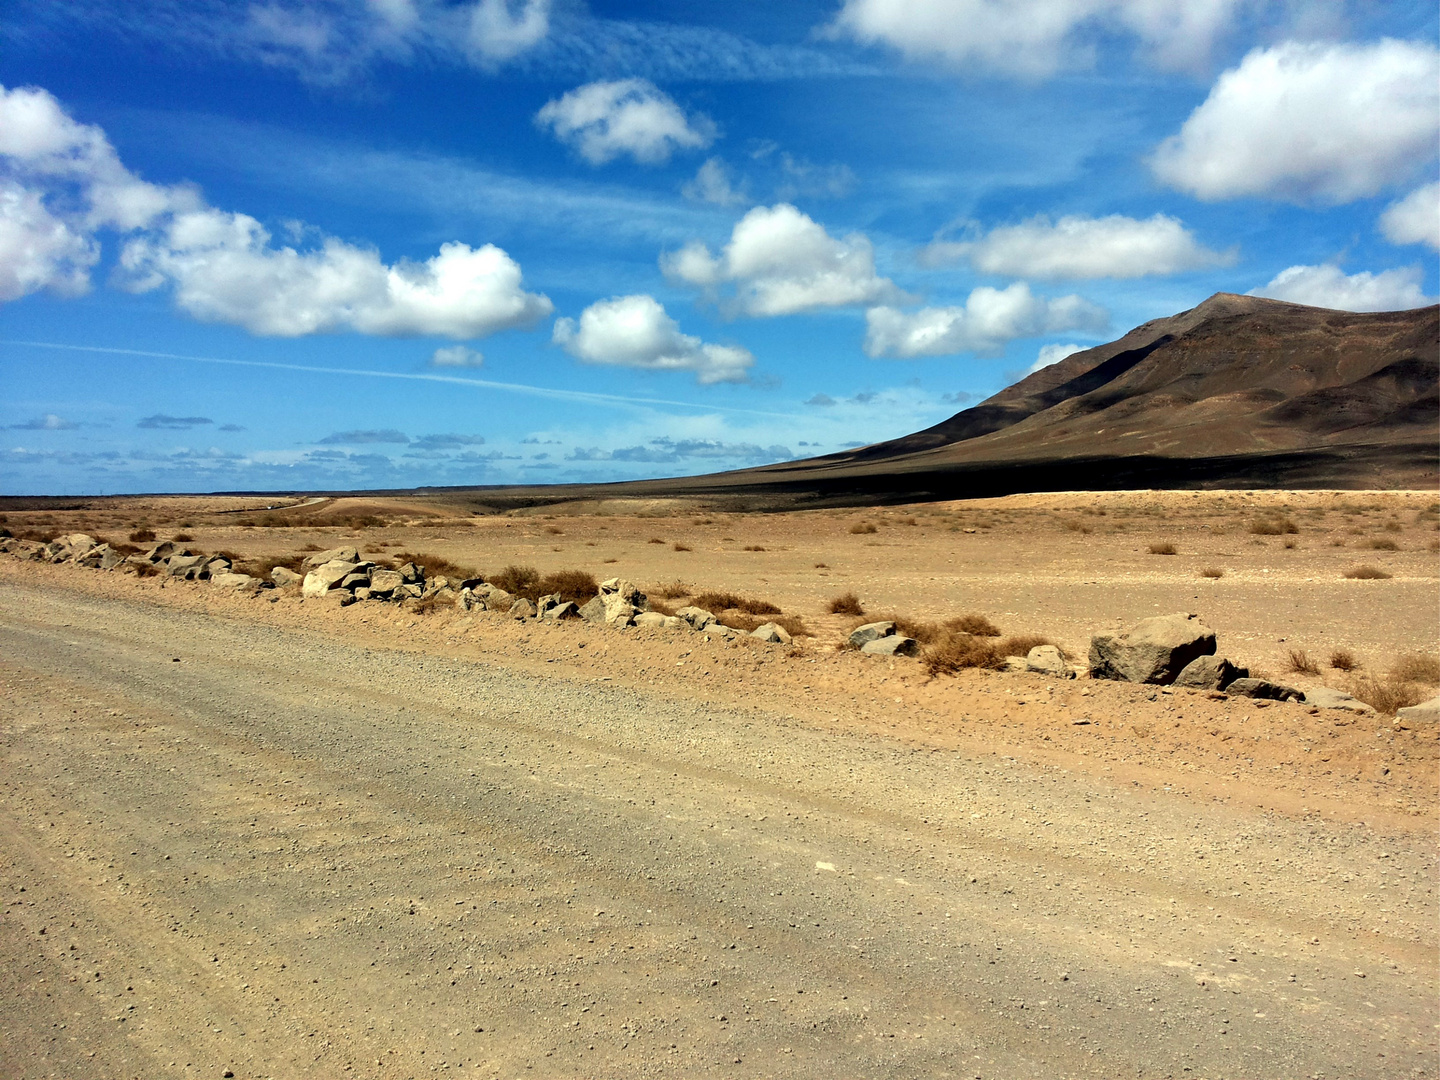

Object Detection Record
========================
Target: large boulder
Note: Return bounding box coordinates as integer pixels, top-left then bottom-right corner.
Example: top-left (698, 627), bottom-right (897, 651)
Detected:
top-left (1174, 655), bottom-right (1246, 691)
top-left (1225, 677), bottom-right (1302, 702)
top-left (848, 621), bottom-right (896, 648)
top-left (142, 541), bottom-right (178, 563)
top-left (1397, 695), bottom-right (1440, 723)
top-left (862, 635), bottom-right (919, 657)
top-left (599, 578), bottom-right (648, 611)
top-left (165, 554), bottom-right (210, 579)
top-left (303, 546), bottom-right (358, 568)
top-left (397, 562), bottom-right (423, 585)
top-left (270, 566), bottom-right (302, 587)
top-left (1025, 645), bottom-right (1069, 676)
top-left (751, 622), bottom-right (792, 645)
top-left (543, 601), bottom-right (578, 621)
top-left (1089, 613), bottom-right (1216, 685)
top-left (509, 598), bottom-right (537, 619)
top-left (674, 606), bottom-right (717, 631)
top-left (602, 593), bottom-right (637, 627)
top-left (634, 611), bottom-right (683, 630)
top-left (302, 559), bottom-right (360, 598)
top-left (1301, 686), bottom-right (1375, 715)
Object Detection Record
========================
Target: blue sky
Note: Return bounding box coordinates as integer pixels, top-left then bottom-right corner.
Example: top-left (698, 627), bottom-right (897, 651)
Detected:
top-left (1, 0), bottom-right (1436, 495)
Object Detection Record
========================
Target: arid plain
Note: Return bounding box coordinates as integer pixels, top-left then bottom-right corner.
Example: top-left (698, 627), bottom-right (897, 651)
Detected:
top-left (2, 487), bottom-right (1436, 1078)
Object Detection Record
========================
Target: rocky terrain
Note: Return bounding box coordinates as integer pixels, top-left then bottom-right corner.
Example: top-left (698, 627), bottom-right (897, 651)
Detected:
top-left (1, 488), bottom-right (1436, 1078)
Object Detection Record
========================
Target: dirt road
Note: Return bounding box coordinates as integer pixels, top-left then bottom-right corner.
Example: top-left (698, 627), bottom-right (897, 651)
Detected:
top-left (1, 577), bottom-right (1434, 1078)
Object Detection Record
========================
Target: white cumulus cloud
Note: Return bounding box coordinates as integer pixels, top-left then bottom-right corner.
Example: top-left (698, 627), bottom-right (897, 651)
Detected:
top-left (552, 294), bottom-right (753, 384)
top-left (662, 203), bottom-right (902, 317)
top-left (1028, 342), bottom-right (1087, 374)
top-left (921, 213), bottom-right (1233, 280)
top-left (0, 84), bottom-right (552, 340)
top-left (1151, 40), bottom-right (1440, 203)
top-left (535, 79), bottom-right (716, 166)
top-left (466, 0), bottom-right (550, 64)
top-left (1248, 264), bottom-right (1434, 312)
top-left (826, 0), bottom-right (1248, 77)
top-left (681, 157), bottom-right (748, 207)
top-left (1380, 182), bottom-right (1440, 251)
top-left (119, 210), bottom-right (552, 338)
top-left (864, 283), bottom-right (1108, 359)
top-left (431, 344), bottom-right (484, 367)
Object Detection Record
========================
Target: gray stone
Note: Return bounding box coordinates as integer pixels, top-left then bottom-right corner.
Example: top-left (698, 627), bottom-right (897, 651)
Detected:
top-left (353, 587), bottom-right (373, 601)
top-left (302, 559), bottom-right (360, 598)
top-left (399, 583), bottom-right (424, 599)
top-left (1174, 655), bottom-right (1246, 691)
top-left (1397, 695), bottom-right (1440, 723)
top-left (63, 533), bottom-right (97, 551)
top-left (166, 554), bottom-right (209, 579)
top-left (543, 600), bottom-right (578, 621)
top-left (1088, 613), bottom-right (1216, 684)
top-left (602, 593), bottom-right (637, 626)
top-left (303, 546), bottom-right (358, 568)
top-left (482, 586), bottom-right (512, 609)
top-left (1002, 656), bottom-right (1029, 672)
top-left (1225, 677), bottom-right (1302, 702)
top-left (634, 611), bottom-right (675, 629)
top-left (143, 541), bottom-right (178, 563)
top-left (861, 635), bottom-right (919, 657)
top-left (270, 566), bottom-right (302, 587)
top-left (509, 598), bottom-right (537, 619)
top-left (578, 595), bottom-right (607, 623)
top-left (211, 572), bottom-right (256, 589)
top-left (674, 606), bottom-right (717, 631)
top-left (751, 622), bottom-right (793, 645)
top-left (340, 571), bottom-right (371, 591)
top-left (599, 578), bottom-right (648, 611)
top-left (535, 592), bottom-right (562, 615)
top-left (397, 562), bottom-right (423, 584)
top-left (1026, 644), bottom-right (1069, 676)
top-left (429, 576), bottom-right (451, 593)
top-left (368, 569), bottom-right (403, 595)
top-left (1301, 686), bottom-right (1376, 715)
top-left (848, 621), bottom-right (896, 648)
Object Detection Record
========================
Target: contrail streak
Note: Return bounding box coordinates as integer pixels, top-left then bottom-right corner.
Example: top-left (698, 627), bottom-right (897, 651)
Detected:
top-left (0, 340), bottom-right (796, 420)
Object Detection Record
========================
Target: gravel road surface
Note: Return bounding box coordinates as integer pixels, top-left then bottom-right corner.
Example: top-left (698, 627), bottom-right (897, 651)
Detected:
top-left (1, 578), bottom-right (1434, 1078)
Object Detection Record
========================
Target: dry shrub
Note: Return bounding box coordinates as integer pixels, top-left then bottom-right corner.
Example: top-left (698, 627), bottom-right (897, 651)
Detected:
top-left (923, 634), bottom-right (1004, 676)
top-left (1343, 564), bottom-right (1391, 580)
top-left (900, 517), bottom-right (918, 526)
top-left (486, 564), bottom-right (539, 597)
top-left (1249, 516), bottom-right (1298, 535)
top-left (300, 542), bottom-right (323, 552)
top-left (647, 537), bottom-right (664, 544)
top-left (243, 553), bottom-right (306, 580)
top-left (673, 542), bottom-right (693, 552)
top-left (128, 527), bottom-right (156, 543)
top-left (173, 532), bottom-right (194, 542)
top-left (393, 552), bottom-right (479, 582)
top-left (647, 597), bottom-right (677, 616)
top-left (849, 522), bottom-right (878, 535)
top-left (814, 562), bottom-right (829, 569)
top-left (408, 593), bottom-right (457, 616)
top-left (1390, 653), bottom-right (1440, 686)
top-left (1384, 520), bottom-right (1403, 532)
top-left (1346, 674), bottom-right (1432, 716)
top-left (996, 634), bottom-right (1059, 658)
top-left (1283, 538), bottom-right (1297, 549)
top-left (543, 525), bottom-right (563, 535)
top-left (1367, 537), bottom-right (1399, 551)
top-left (742, 545), bottom-right (766, 552)
top-left (1147, 542), bottom-right (1177, 555)
top-left (536, 569), bottom-right (599, 605)
top-left (652, 579), bottom-right (690, 600)
top-left (1285, 649), bottom-right (1320, 676)
top-left (1200, 566), bottom-right (1225, 578)
top-left (1328, 649), bottom-right (1357, 671)
top-left (1061, 519), bottom-right (1093, 534)
top-left (692, 590), bottom-right (781, 616)
top-left (131, 562), bottom-right (159, 578)
top-left (827, 592), bottom-right (865, 616)
top-left (947, 612), bottom-right (1001, 637)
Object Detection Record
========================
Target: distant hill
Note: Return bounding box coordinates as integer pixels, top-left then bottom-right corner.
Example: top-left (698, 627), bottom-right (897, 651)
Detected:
top-left (413, 293), bottom-right (1438, 510)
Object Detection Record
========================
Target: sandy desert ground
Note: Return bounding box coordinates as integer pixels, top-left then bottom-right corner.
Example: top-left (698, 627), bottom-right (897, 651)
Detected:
top-left (1, 487), bottom-right (1436, 1078)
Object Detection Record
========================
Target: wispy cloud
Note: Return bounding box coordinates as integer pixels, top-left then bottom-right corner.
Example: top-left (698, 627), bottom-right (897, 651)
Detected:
top-left (137, 413), bottom-right (212, 429)
top-left (317, 429), bottom-right (410, 445)
top-left (11, 413), bottom-right (79, 430)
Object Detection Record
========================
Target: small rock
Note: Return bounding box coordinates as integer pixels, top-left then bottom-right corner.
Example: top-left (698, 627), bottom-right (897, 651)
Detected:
top-left (848, 621), bottom-right (895, 648)
top-left (210, 572), bottom-right (256, 589)
top-left (599, 578), bottom-right (648, 611)
top-left (1396, 695), bottom-right (1440, 723)
top-left (751, 622), bottom-right (792, 645)
top-left (1174, 654), bottom-right (1247, 691)
top-left (509, 598), bottom-right (537, 619)
top-left (1226, 677), bottom-right (1302, 702)
top-left (1025, 644), bottom-right (1069, 676)
top-left (543, 601), bottom-right (578, 621)
top-left (861, 635), bottom-right (918, 657)
top-left (675, 606), bottom-right (717, 631)
top-left (1302, 686), bottom-right (1376, 715)
top-left (270, 566), bottom-right (302, 587)
top-left (302, 546), bottom-right (358, 568)
top-left (578, 595), bottom-right (608, 623)
top-left (368, 568), bottom-right (403, 595)
top-left (396, 561), bottom-right (423, 584)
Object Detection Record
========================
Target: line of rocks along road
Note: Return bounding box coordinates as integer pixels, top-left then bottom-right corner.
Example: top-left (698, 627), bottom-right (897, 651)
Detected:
top-left (0, 577), bottom-right (1435, 1079)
